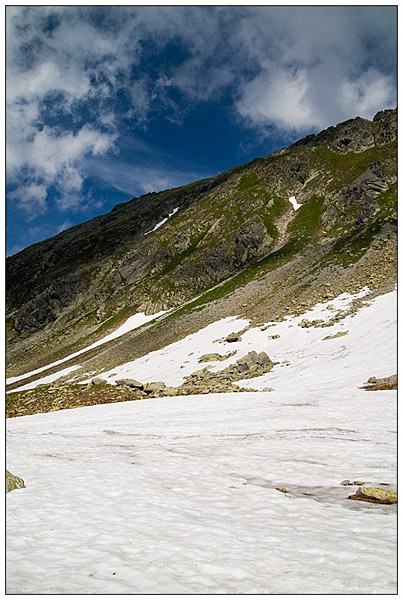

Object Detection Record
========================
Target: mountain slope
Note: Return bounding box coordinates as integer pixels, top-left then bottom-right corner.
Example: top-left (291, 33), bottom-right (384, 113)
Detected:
top-left (6, 108), bottom-right (397, 379)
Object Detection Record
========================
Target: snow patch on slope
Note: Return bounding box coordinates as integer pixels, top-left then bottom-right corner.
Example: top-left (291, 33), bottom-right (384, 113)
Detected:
top-left (7, 311), bottom-right (166, 388)
top-left (9, 365), bottom-right (82, 392)
top-left (144, 207), bottom-right (179, 235)
top-left (289, 195), bottom-right (302, 210)
top-left (86, 316), bottom-right (250, 387)
top-left (88, 287), bottom-right (395, 395)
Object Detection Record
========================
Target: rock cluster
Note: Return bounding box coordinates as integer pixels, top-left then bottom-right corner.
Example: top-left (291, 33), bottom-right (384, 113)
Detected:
top-left (115, 350), bottom-right (275, 397)
top-left (339, 479), bottom-right (365, 486)
top-left (298, 318), bottom-right (324, 328)
top-left (198, 351), bottom-right (236, 363)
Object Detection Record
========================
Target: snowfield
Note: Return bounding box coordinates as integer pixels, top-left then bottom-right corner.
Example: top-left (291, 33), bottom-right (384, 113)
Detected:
top-left (6, 289), bottom-right (397, 594)
top-left (7, 310), bottom-right (166, 390)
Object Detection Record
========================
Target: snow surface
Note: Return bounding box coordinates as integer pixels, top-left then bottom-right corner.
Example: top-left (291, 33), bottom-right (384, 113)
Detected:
top-left (289, 195), bottom-right (302, 211)
top-left (9, 365), bottom-right (82, 392)
top-left (7, 311), bottom-right (165, 388)
top-left (6, 289), bottom-right (397, 594)
top-left (144, 207), bottom-right (179, 235)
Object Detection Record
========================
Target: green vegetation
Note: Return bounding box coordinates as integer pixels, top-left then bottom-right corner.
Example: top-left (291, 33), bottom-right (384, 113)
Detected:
top-left (259, 196), bottom-right (289, 239)
top-left (311, 144), bottom-right (395, 187)
top-left (161, 195), bottom-right (326, 317)
top-left (376, 183), bottom-right (397, 219)
top-left (238, 172), bottom-right (259, 191)
top-left (285, 196), bottom-right (324, 250)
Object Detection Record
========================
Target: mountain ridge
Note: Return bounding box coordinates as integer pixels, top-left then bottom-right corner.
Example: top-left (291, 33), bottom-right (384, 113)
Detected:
top-left (6, 108), bottom-right (397, 380)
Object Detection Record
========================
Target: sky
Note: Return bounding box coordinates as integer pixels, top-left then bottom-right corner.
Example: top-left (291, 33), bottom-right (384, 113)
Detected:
top-left (5, 4), bottom-right (397, 256)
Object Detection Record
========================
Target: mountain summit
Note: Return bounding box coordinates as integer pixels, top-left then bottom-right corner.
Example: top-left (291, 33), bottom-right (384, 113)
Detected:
top-left (6, 109), bottom-right (397, 384)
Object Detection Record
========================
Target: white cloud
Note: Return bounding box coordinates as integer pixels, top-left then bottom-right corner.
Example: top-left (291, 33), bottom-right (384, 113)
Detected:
top-left (236, 68), bottom-right (322, 132)
top-left (8, 183), bottom-right (48, 220)
top-left (340, 69), bottom-right (396, 120)
top-left (6, 5), bottom-right (397, 221)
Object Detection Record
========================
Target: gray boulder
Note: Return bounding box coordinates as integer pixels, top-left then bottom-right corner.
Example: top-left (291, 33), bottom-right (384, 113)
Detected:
top-left (236, 351), bottom-right (258, 373)
top-left (256, 352), bottom-right (273, 367)
top-left (144, 381), bottom-right (166, 393)
top-left (115, 378), bottom-right (144, 389)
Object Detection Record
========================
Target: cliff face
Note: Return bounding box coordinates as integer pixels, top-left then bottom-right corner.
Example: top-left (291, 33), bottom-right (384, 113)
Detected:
top-left (6, 109), bottom-right (397, 376)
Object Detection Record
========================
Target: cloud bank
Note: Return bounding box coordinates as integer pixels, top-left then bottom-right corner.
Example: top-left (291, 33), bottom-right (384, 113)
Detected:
top-left (6, 5), bottom-right (397, 220)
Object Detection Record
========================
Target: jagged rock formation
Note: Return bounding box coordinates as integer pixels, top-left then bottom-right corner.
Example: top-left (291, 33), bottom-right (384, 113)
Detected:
top-left (6, 109), bottom-right (397, 379)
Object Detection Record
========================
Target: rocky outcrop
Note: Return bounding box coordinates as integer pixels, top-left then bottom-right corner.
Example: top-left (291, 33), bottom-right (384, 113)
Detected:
top-left (6, 469), bottom-right (25, 493)
top-left (321, 162), bottom-right (391, 230)
top-left (180, 350), bottom-right (275, 393)
top-left (288, 109), bottom-right (396, 153)
top-left (323, 331), bottom-right (349, 340)
top-left (373, 108), bottom-right (397, 145)
top-left (112, 350), bottom-right (275, 398)
top-left (234, 219), bottom-right (273, 264)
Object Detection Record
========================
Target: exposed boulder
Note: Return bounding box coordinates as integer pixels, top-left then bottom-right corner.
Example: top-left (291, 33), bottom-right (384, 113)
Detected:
top-left (198, 351), bottom-right (236, 363)
top-left (226, 333), bottom-right (241, 343)
top-left (348, 487), bottom-right (397, 504)
top-left (366, 374), bottom-right (397, 386)
top-left (144, 381), bottom-right (166, 394)
top-left (361, 374), bottom-right (397, 390)
top-left (6, 469), bottom-right (25, 493)
top-left (116, 378), bottom-right (144, 390)
top-left (236, 350), bottom-right (259, 373)
top-left (162, 387), bottom-right (179, 396)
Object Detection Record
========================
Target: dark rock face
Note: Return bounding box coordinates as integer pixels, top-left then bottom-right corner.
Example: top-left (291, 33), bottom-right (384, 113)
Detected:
top-left (235, 220), bottom-right (273, 264)
top-left (288, 109), bottom-right (396, 154)
top-left (13, 276), bottom-right (86, 333)
top-left (373, 108), bottom-right (397, 145)
top-left (321, 162), bottom-right (390, 230)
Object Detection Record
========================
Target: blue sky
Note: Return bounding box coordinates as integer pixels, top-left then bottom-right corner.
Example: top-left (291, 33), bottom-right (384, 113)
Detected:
top-left (6, 5), bottom-right (397, 256)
